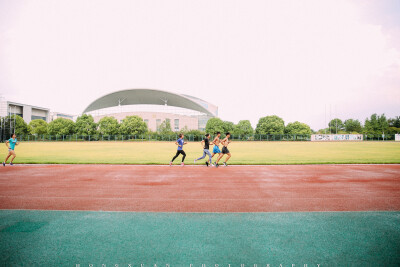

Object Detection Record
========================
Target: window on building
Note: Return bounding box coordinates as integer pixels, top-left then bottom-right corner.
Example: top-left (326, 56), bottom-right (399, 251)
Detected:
top-left (156, 119), bottom-right (161, 131)
top-left (31, 116), bottom-right (47, 121)
top-left (174, 119), bottom-right (179, 131)
top-left (57, 114), bottom-right (73, 119)
top-left (8, 113), bottom-right (23, 117)
top-left (144, 119), bottom-right (149, 125)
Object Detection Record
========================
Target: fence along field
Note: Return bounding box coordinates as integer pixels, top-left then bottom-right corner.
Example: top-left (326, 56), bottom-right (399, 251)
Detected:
top-left (3, 133), bottom-right (400, 142)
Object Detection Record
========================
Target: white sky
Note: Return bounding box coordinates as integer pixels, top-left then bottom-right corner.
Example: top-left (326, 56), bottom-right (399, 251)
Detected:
top-left (0, 0), bottom-right (399, 130)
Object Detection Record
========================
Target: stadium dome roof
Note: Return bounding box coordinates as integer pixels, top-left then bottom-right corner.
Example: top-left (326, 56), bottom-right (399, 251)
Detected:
top-left (83, 89), bottom-right (217, 116)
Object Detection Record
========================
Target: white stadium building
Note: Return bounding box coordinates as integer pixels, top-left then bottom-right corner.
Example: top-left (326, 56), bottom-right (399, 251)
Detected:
top-left (83, 89), bottom-right (218, 132)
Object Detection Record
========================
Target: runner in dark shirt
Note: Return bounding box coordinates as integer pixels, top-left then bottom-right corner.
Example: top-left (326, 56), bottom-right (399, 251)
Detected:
top-left (194, 134), bottom-right (213, 166)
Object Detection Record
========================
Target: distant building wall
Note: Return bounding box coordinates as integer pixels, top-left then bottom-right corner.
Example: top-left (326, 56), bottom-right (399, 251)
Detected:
top-left (22, 105), bottom-right (32, 123)
top-left (0, 100), bottom-right (8, 117)
top-left (0, 101), bottom-right (49, 123)
top-left (50, 112), bottom-right (74, 121)
top-left (93, 112), bottom-right (198, 132)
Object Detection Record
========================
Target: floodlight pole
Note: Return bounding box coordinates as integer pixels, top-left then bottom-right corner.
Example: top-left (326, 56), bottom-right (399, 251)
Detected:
top-left (118, 98), bottom-right (126, 106)
top-left (324, 105), bottom-right (326, 134)
top-left (160, 98), bottom-right (168, 106)
top-left (329, 105), bottom-right (331, 134)
top-left (335, 105), bottom-right (338, 134)
top-left (9, 106), bottom-right (11, 136)
top-left (13, 106), bottom-right (16, 134)
top-left (0, 113), bottom-right (3, 142)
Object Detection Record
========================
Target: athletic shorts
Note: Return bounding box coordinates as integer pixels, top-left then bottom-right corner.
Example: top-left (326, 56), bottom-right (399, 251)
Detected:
top-left (213, 146), bottom-right (221, 154)
top-left (222, 146), bottom-right (230, 154)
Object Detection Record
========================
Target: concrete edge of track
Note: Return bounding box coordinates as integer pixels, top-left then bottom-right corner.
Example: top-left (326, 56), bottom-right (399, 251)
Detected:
top-left (1, 208), bottom-right (398, 214)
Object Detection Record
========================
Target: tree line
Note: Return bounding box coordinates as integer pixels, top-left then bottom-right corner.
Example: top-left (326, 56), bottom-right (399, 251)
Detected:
top-left (206, 114), bottom-right (400, 136)
top-left (318, 114), bottom-right (400, 136)
top-left (1, 113), bottom-right (399, 137)
top-left (1, 115), bottom-right (146, 136)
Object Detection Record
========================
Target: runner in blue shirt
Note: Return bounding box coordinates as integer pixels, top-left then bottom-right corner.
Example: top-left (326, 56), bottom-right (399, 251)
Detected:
top-left (170, 133), bottom-right (187, 166)
top-left (3, 133), bottom-right (19, 166)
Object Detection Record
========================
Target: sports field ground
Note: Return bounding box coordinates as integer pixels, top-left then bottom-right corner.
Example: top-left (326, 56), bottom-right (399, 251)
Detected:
top-left (1, 141), bottom-right (400, 164)
top-left (1, 143), bottom-right (399, 266)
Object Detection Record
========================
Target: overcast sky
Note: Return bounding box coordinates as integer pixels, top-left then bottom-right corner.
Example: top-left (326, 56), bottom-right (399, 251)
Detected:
top-left (0, 0), bottom-right (399, 130)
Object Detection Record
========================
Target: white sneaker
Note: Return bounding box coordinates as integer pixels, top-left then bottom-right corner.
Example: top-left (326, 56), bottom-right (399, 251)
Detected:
top-left (169, 161), bottom-right (172, 166)
top-left (181, 162), bottom-right (185, 166)
top-left (194, 159), bottom-right (197, 164)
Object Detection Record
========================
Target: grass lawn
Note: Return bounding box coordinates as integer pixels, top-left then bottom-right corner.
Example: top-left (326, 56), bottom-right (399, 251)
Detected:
top-left (1, 141), bottom-right (400, 164)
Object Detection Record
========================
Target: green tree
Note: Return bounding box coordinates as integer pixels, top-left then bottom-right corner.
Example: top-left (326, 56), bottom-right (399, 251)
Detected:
top-left (343, 119), bottom-right (362, 133)
top-left (328, 118), bottom-right (344, 134)
top-left (388, 116), bottom-right (400, 128)
top-left (179, 126), bottom-right (190, 134)
top-left (223, 121), bottom-right (235, 133)
top-left (232, 120), bottom-right (254, 136)
top-left (284, 121), bottom-right (312, 135)
top-left (205, 118), bottom-right (225, 134)
top-left (255, 115), bottom-right (285, 134)
top-left (3, 115), bottom-right (30, 136)
top-left (75, 114), bottom-right (97, 135)
top-left (387, 126), bottom-right (400, 135)
top-left (48, 118), bottom-right (75, 135)
top-left (158, 119), bottom-right (174, 135)
top-left (119, 115), bottom-right (147, 135)
top-left (29, 119), bottom-right (48, 135)
top-left (316, 128), bottom-right (329, 134)
top-left (363, 113), bottom-right (389, 135)
top-left (98, 116), bottom-right (119, 135)
top-left (185, 129), bottom-right (205, 136)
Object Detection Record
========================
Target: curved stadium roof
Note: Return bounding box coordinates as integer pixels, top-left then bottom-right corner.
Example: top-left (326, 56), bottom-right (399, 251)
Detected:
top-left (83, 89), bottom-right (217, 117)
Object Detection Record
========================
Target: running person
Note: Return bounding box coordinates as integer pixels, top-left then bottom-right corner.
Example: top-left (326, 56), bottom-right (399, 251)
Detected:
top-left (215, 132), bottom-right (231, 167)
top-left (194, 133), bottom-right (213, 166)
top-left (170, 133), bottom-right (187, 166)
top-left (3, 134), bottom-right (19, 166)
top-left (211, 132), bottom-right (222, 164)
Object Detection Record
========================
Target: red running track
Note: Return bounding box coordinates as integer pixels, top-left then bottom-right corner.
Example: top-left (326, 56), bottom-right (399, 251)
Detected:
top-left (0, 164), bottom-right (399, 212)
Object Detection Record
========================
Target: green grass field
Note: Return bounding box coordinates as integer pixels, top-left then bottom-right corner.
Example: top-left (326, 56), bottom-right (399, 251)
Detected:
top-left (2, 141), bottom-right (400, 164)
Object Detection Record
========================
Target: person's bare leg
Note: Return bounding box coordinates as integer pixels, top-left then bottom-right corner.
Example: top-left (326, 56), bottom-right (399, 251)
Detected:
top-left (216, 153), bottom-right (224, 164)
top-left (10, 151), bottom-right (16, 163)
top-left (4, 152), bottom-right (11, 163)
top-left (224, 153), bottom-right (231, 163)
